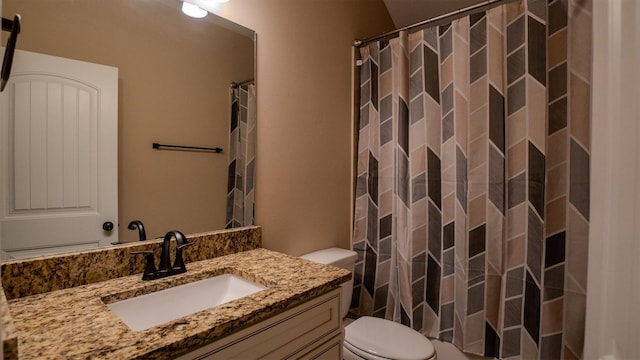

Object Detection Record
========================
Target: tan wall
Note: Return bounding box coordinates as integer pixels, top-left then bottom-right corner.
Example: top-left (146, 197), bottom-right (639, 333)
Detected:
top-left (216, 0), bottom-right (395, 255)
top-left (3, 0), bottom-right (254, 241)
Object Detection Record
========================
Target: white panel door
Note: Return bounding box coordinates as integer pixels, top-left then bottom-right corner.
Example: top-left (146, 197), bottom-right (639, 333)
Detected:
top-left (0, 49), bottom-right (118, 259)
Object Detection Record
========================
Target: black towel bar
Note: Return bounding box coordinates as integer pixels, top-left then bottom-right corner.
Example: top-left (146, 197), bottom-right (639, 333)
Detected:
top-left (152, 143), bottom-right (223, 153)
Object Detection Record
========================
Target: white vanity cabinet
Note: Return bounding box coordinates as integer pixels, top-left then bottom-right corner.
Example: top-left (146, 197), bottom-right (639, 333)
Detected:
top-left (178, 288), bottom-right (343, 359)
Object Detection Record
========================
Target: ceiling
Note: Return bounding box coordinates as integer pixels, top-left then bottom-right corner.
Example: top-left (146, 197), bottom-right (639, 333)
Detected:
top-left (383, 0), bottom-right (488, 28)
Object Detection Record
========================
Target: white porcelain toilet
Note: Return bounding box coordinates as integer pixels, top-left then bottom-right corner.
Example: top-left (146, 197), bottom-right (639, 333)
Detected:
top-left (301, 248), bottom-right (436, 360)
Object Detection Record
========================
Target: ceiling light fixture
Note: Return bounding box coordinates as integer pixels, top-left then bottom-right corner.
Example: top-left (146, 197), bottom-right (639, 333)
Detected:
top-left (181, 2), bottom-right (208, 18)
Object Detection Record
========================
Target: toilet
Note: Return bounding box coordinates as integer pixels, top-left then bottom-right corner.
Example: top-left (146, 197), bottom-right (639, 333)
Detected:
top-left (301, 248), bottom-right (436, 360)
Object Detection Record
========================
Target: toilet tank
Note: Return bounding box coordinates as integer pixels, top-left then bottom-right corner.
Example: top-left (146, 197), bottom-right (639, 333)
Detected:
top-left (300, 247), bottom-right (357, 317)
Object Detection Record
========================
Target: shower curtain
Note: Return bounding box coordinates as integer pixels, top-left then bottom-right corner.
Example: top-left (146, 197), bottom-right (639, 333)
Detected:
top-left (226, 83), bottom-right (256, 228)
top-left (351, 1), bottom-right (591, 359)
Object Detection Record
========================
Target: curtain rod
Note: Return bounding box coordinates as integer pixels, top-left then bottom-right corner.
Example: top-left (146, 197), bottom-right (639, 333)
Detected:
top-left (354, 0), bottom-right (519, 48)
top-left (231, 79), bottom-right (254, 88)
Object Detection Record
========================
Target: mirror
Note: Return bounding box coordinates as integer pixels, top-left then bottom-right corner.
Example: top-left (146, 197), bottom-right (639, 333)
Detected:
top-left (0, 0), bottom-right (256, 258)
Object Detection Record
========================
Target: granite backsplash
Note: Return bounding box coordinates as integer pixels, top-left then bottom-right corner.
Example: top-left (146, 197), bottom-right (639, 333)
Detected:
top-left (1, 226), bottom-right (261, 300)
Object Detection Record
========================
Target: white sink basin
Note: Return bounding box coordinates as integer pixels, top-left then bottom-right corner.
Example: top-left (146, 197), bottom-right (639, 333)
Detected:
top-left (106, 274), bottom-right (266, 331)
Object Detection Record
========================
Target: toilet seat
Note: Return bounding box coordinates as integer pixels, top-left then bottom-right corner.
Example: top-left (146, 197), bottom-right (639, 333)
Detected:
top-left (344, 316), bottom-right (436, 360)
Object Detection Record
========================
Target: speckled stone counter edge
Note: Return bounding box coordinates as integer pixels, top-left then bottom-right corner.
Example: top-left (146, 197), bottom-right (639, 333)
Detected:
top-left (0, 226), bottom-right (261, 358)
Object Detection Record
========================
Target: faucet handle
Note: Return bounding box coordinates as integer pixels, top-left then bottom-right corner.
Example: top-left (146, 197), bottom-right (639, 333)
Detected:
top-left (172, 242), bottom-right (194, 275)
top-left (131, 250), bottom-right (157, 280)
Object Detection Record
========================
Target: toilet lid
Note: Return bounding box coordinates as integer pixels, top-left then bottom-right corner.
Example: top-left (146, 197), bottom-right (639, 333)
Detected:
top-left (344, 316), bottom-right (435, 360)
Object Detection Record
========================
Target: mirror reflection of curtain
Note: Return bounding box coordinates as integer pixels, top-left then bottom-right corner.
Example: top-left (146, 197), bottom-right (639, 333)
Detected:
top-left (226, 84), bottom-right (256, 228)
top-left (352, 1), bottom-right (591, 359)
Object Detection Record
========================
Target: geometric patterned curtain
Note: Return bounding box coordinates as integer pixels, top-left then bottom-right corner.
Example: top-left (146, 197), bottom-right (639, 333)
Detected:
top-left (225, 83), bottom-right (256, 228)
top-left (351, 1), bottom-right (591, 358)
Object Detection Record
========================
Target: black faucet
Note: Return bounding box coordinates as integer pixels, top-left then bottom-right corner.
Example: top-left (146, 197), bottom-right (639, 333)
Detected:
top-left (132, 230), bottom-right (193, 281)
top-left (128, 220), bottom-right (147, 241)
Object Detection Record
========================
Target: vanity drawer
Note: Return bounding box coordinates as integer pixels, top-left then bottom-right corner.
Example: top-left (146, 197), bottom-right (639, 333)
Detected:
top-left (181, 288), bottom-right (342, 359)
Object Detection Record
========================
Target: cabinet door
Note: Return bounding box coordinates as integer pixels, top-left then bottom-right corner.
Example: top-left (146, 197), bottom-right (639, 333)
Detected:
top-left (298, 334), bottom-right (343, 360)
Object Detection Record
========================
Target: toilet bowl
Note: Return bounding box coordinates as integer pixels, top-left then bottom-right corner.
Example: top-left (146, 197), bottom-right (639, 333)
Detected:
top-left (301, 248), bottom-right (436, 360)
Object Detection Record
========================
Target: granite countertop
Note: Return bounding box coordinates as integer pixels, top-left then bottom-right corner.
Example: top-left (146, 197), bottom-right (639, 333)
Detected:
top-left (5, 248), bottom-right (350, 359)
